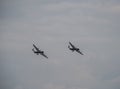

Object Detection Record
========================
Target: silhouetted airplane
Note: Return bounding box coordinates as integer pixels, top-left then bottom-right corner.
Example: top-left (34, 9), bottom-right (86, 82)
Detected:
top-left (68, 42), bottom-right (83, 55)
top-left (32, 44), bottom-right (48, 58)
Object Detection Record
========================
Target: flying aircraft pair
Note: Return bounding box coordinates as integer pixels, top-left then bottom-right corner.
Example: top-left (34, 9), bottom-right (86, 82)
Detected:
top-left (32, 42), bottom-right (84, 59)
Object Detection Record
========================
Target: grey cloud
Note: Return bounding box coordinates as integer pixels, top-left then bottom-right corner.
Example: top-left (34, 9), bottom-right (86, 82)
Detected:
top-left (0, 0), bottom-right (120, 89)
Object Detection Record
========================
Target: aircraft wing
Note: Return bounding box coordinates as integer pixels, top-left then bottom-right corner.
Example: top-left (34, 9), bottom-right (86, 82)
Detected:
top-left (69, 42), bottom-right (75, 48)
top-left (77, 50), bottom-right (84, 55)
top-left (33, 44), bottom-right (39, 51)
top-left (41, 53), bottom-right (48, 59)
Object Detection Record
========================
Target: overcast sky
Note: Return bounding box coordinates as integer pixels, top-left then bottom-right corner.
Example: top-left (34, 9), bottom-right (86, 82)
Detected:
top-left (0, 0), bottom-right (120, 89)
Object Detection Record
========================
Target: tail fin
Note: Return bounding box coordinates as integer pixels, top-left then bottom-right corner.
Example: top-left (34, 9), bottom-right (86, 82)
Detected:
top-left (68, 45), bottom-right (70, 49)
top-left (68, 45), bottom-right (74, 52)
top-left (32, 48), bottom-right (35, 53)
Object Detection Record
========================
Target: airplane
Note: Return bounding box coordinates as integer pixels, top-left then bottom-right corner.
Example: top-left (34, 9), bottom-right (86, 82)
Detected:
top-left (68, 42), bottom-right (84, 55)
top-left (32, 44), bottom-right (48, 58)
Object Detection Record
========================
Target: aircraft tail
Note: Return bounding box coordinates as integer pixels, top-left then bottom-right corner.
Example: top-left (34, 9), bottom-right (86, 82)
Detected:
top-left (68, 45), bottom-right (74, 52)
top-left (32, 48), bottom-right (35, 52)
top-left (68, 45), bottom-right (70, 49)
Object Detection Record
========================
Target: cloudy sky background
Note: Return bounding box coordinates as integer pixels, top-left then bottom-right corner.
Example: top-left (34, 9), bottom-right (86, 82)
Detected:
top-left (0, 0), bottom-right (120, 89)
